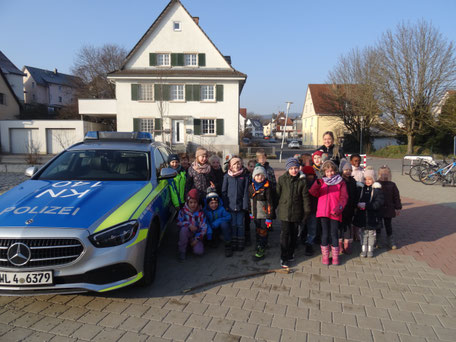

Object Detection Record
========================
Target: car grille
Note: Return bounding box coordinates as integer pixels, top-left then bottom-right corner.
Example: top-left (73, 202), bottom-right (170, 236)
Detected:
top-left (0, 239), bottom-right (84, 268)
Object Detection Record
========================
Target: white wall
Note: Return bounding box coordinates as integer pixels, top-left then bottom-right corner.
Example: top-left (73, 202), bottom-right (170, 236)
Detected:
top-left (0, 120), bottom-right (105, 154)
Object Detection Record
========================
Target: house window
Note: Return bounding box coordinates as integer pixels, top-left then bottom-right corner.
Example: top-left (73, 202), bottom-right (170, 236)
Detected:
top-left (201, 85), bottom-right (215, 101)
top-left (140, 119), bottom-right (154, 133)
top-left (32, 82), bottom-right (35, 88)
top-left (139, 84), bottom-right (154, 101)
top-left (157, 53), bottom-right (170, 66)
top-left (173, 21), bottom-right (181, 31)
top-left (170, 85), bottom-right (184, 101)
top-left (202, 119), bottom-right (215, 135)
top-left (59, 96), bottom-right (62, 103)
top-left (184, 54), bottom-right (197, 66)
top-left (0, 93), bottom-right (4, 105)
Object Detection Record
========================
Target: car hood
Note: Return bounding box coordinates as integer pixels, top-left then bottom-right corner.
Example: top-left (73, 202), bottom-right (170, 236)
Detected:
top-left (0, 180), bottom-right (150, 231)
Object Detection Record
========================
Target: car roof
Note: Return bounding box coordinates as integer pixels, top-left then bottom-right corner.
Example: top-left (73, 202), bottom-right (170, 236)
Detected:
top-left (67, 140), bottom-right (161, 152)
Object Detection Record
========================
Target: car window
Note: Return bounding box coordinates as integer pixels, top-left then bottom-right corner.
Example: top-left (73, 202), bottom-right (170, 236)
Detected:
top-left (37, 150), bottom-right (150, 181)
top-left (153, 148), bottom-right (167, 178)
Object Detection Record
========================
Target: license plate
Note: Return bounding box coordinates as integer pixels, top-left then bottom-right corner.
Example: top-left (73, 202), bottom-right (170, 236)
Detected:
top-left (0, 271), bottom-right (53, 286)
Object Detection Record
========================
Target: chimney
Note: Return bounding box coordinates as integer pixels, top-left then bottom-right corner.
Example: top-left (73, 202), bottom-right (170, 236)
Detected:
top-left (224, 56), bottom-right (232, 65)
top-left (193, 17), bottom-right (199, 25)
top-left (54, 68), bottom-right (58, 74)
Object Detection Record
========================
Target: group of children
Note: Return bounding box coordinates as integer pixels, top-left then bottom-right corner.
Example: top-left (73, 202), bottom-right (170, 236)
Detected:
top-left (170, 146), bottom-right (402, 268)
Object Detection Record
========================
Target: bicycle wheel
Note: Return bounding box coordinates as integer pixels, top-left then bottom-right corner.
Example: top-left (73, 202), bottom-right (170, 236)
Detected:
top-left (409, 165), bottom-right (425, 182)
top-left (420, 168), bottom-right (440, 185)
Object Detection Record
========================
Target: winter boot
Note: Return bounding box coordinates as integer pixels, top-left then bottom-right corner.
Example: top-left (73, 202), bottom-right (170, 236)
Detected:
top-left (237, 237), bottom-right (245, 252)
top-left (368, 230), bottom-right (376, 257)
top-left (321, 245), bottom-right (330, 265)
top-left (343, 239), bottom-right (353, 255)
top-left (254, 246), bottom-right (265, 260)
top-left (231, 236), bottom-right (238, 252)
top-left (225, 242), bottom-right (233, 257)
top-left (331, 246), bottom-right (340, 265)
top-left (367, 245), bottom-right (374, 258)
top-left (387, 235), bottom-right (397, 250)
top-left (338, 239), bottom-right (344, 255)
top-left (360, 245), bottom-right (367, 258)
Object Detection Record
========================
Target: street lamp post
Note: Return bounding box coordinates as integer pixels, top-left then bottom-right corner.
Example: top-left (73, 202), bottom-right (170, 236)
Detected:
top-left (280, 101), bottom-right (293, 163)
top-left (359, 116), bottom-right (364, 154)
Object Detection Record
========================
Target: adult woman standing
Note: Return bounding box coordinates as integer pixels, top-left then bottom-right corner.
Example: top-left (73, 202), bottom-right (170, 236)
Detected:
top-left (317, 131), bottom-right (345, 167)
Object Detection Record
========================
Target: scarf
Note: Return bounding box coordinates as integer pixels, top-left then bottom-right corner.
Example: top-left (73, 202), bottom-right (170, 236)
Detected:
top-left (323, 174), bottom-right (343, 186)
top-left (252, 179), bottom-right (267, 191)
top-left (191, 160), bottom-right (211, 174)
top-left (228, 167), bottom-right (244, 177)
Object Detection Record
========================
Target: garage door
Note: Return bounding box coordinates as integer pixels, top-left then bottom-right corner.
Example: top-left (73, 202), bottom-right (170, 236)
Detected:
top-left (10, 128), bottom-right (40, 154)
top-left (46, 128), bottom-right (77, 154)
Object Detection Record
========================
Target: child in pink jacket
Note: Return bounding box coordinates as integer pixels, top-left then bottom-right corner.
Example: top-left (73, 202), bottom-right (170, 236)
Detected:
top-left (309, 161), bottom-right (348, 265)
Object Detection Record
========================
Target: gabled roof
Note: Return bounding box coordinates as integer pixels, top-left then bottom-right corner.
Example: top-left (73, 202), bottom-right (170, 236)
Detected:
top-left (0, 51), bottom-right (25, 76)
top-left (23, 66), bottom-right (80, 87)
top-left (247, 119), bottom-right (263, 128)
top-left (308, 84), bottom-right (342, 115)
top-left (0, 68), bottom-right (21, 108)
top-left (274, 112), bottom-right (293, 126)
top-left (239, 108), bottom-right (247, 119)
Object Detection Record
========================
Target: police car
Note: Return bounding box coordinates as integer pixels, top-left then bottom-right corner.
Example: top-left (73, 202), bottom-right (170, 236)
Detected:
top-left (0, 131), bottom-right (177, 294)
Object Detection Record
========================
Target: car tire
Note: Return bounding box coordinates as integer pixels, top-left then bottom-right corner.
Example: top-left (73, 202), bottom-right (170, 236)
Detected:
top-left (138, 222), bottom-right (160, 286)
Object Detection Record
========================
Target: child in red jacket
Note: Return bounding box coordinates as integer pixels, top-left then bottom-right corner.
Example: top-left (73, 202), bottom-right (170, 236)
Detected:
top-left (309, 161), bottom-right (348, 265)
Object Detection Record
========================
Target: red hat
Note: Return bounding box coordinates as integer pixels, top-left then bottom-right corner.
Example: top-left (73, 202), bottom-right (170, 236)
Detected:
top-left (312, 150), bottom-right (323, 162)
top-left (187, 189), bottom-right (199, 202)
top-left (302, 166), bottom-right (316, 175)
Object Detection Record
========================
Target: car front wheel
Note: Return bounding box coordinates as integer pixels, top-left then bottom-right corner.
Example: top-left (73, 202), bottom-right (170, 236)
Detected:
top-left (138, 222), bottom-right (160, 286)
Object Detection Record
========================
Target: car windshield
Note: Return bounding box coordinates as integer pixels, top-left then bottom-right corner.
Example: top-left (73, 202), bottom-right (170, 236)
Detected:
top-left (37, 150), bottom-right (150, 181)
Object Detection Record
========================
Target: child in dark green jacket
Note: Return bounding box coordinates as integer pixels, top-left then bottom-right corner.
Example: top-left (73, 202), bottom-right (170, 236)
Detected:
top-left (168, 154), bottom-right (186, 210)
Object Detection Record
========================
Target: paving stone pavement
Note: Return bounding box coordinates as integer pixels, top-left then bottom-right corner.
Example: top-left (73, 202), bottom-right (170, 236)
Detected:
top-left (0, 165), bottom-right (455, 342)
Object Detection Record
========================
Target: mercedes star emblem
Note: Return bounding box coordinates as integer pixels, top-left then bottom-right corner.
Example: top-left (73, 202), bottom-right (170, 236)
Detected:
top-left (7, 242), bottom-right (31, 267)
top-left (25, 219), bottom-right (33, 225)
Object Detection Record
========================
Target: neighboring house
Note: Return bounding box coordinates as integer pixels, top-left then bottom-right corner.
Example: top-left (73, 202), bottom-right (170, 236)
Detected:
top-left (0, 68), bottom-right (21, 119)
top-left (246, 118), bottom-right (263, 138)
top-left (292, 117), bottom-right (302, 138)
top-left (0, 51), bottom-right (25, 103)
top-left (433, 90), bottom-right (456, 116)
top-left (274, 112), bottom-right (293, 139)
top-left (301, 84), bottom-right (346, 148)
top-left (263, 120), bottom-right (272, 137)
top-left (239, 108), bottom-right (247, 132)
top-left (79, 0), bottom-right (247, 154)
top-left (23, 66), bottom-right (80, 112)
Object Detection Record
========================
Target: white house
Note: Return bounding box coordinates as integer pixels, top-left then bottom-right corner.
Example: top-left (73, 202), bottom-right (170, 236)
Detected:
top-left (79, 0), bottom-right (247, 154)
top-left (245, 118), bottom-right (263, 138)
top-left (0, 51), bottom-right (25, 103)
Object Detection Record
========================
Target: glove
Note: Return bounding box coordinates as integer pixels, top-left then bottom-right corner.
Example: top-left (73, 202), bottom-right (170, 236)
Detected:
top-left (265, 219), bottom-right (272, 228)
top-left (249, 214), bottom-right (254, 220)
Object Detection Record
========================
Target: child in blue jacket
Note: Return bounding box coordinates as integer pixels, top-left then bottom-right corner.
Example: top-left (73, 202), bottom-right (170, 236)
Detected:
top-left (203, 187), bottom-right (232, 253)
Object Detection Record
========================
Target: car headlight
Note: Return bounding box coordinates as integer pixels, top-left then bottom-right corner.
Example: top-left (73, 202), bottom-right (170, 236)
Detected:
top-left (89, 220), bottom-right (139, 248)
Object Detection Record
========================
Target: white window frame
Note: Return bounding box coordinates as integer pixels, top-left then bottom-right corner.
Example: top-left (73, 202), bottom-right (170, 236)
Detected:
top-left (173, 21), bottom-right (181, 31)
top-left (201, 118), bottom-right (216, 136)
top-left (170, 84), bottom-right (184, 102)
top-left (156, 53), bottom-right (170, 67)
top-left (139, 83), bottom-right (154, 101)
top-left (200, 85), bottom-right (215, 102)
top-left (139, 118), bottom-right (154, 133)
top-left (184, 53), bottom-right (197, 67)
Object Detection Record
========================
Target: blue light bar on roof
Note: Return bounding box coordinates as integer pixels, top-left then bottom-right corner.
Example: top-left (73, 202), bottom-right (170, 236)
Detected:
top-left (84, 131), bottom-right (154, 142)
top-left (84, 131), bottom-right (99, 140)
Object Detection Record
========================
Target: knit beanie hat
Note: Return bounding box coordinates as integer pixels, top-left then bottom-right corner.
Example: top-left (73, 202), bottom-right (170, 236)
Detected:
top-left (252, 165), bottom-right (267, 178)
top-left (187, 188), bottom-right (199, 202)
top-left (364, 166), bottom-right (375, 180)
top-left (302, 166), bottom-right (316, 175)
top-left (168, 154), bottom-right (179, 163)
top-left (229, 156), bottom-right (242, 167)
top-left (206, 187), bottom-right (219, 201)
top-left (312, 150), bottom-right (323, 161)
top-left (195, 147), bottom-right (208, 159)
top-left (340, 159), bottom-right (351, 171)
top-left (286, 157), bottom-right (300, 170)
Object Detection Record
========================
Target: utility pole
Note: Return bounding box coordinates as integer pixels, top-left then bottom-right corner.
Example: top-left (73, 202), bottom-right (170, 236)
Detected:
top-left (280, 101), bottom-right (293, 163)
top-left (360, 116), bottom-right (364, 154)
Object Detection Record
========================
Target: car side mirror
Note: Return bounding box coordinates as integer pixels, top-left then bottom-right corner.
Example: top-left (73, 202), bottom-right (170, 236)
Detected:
top-left (158, 167), bottom-right (177, 180)
top-left (25, 166), bottom-right (39, 177)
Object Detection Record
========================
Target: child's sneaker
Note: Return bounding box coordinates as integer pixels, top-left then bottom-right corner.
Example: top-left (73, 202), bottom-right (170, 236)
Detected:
top-left (281, 259), bottom-right (289, 268)
top-left (254, 246), bottom-right (265, 260)
top-left (178, 252), bottom-right (186, 262)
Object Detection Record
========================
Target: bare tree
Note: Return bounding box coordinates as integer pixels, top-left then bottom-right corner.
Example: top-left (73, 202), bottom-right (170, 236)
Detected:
top-left (328, 47), bottom-right (381, 149)
top-left (71, 44), bottom-right (127, 99)
top-left (375, 20), bottom-right (456, 153)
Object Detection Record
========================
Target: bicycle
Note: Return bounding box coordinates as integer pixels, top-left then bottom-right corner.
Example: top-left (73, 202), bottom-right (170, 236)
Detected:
top-left (409, 159), bottom-right (439, 182)
top-left (419, 159), bottom-right (456, 186)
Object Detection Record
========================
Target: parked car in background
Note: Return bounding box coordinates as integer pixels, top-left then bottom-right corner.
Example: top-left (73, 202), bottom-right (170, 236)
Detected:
top-left (264, 136), bottom-right (270, 140)
top-left (241, 137), bottom-right (251, 145)
top-left (288, 140), bottom-right (300, 149)
top-left (0, 131), bottom-right (177, 294)
top-left (269, 138), bottom-right (277, 143)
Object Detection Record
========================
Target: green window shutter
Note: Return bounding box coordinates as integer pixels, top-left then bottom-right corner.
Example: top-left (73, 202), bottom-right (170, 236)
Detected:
top-left (131, 84), bottom-right (139, 101)
top-left (193, 119), bottom-right (201, 135)
top-left (177, 53), bottom-right (184, 66)
top-left (154, 84), bottom-right (161, 101)
top-left (171, 53), bottom-right (178, 66)
top-left (154, 118), bottom-right (162, 135)
top-left (163, 85), bottom-right (170, 101)
top-left (216, 119), bottom-right (224, 135)
top-left (216, 85), bottom-right (224, 102)
top-left (193, 85), bottom-right (200, 101)
top-left (149, 53), bottom-right (157, 66)
top-left (133, 118), bottom-right (140, 131)
top-left (154, 84), bottom-right (167, 101)
top-left (198, 53), bottom-right (206, 66)
top-left (185, 84), bottom-right (193, 101)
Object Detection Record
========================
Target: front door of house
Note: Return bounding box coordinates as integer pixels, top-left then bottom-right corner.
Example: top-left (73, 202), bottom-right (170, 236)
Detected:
top-left (172, 120), bottom-right (184, 144)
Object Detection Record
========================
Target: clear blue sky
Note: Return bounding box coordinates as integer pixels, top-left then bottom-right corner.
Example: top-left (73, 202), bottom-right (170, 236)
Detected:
top-left (1, 0), bottom-right (456, 115)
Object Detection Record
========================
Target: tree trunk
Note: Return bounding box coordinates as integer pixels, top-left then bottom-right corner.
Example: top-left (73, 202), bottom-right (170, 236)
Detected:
top-left (407, 133), bottom-right (414, 154)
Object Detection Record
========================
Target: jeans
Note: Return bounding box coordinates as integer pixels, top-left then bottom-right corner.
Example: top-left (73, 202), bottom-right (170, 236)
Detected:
top-left (320, 217), bottom-right (339, 247)
top-left (217, 221), bottom-right (231, 242)
top-left (305, 213), bottom-right (317, 244)
top-left (280, 221), bottom-right (298, 261)
top-left (230, 211), bottom-right (245, 242)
